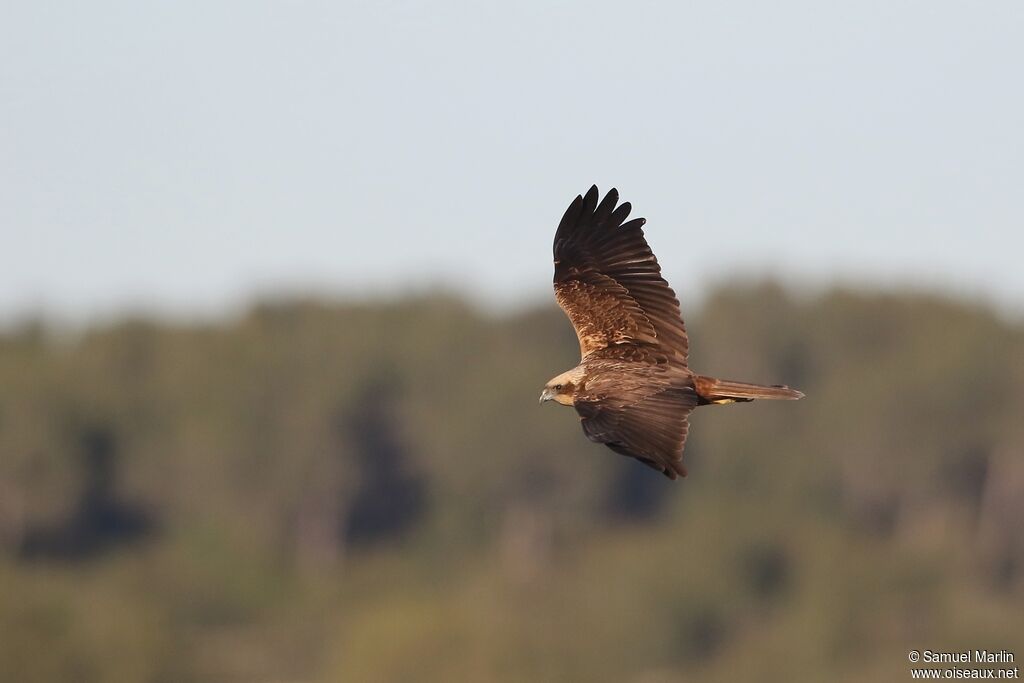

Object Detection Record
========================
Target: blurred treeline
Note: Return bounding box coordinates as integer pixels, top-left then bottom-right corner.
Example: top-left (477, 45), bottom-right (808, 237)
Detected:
top-left (0, 282), bottom-right (1022, 682)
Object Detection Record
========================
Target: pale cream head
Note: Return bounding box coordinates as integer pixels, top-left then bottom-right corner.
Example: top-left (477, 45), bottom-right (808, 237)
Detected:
top-left (539, 367), bottom-right (585, 406)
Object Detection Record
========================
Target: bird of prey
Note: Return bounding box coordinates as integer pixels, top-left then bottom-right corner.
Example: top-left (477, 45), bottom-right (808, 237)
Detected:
top-left (540, 186), bottom-right (803, 479)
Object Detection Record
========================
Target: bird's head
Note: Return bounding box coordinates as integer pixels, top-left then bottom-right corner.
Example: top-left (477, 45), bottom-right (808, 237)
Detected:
top-left (540, 368), bottom-right (583, 406)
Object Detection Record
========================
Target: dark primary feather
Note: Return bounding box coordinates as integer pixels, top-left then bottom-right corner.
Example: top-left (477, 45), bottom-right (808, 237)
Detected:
top-left (553, 185), bottom-right (689, 361)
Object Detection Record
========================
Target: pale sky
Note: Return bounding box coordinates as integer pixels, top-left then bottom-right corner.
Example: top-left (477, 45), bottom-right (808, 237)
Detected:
top-left (2, 1), bottom-right (1023, 323)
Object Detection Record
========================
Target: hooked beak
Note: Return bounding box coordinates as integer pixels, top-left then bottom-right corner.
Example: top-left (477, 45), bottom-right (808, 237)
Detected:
top-left (539, 388), bottom-right (554, 404)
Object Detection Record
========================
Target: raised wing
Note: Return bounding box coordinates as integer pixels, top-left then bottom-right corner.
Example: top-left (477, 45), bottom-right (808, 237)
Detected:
top-left (553, 185), bottom-right (689, 362)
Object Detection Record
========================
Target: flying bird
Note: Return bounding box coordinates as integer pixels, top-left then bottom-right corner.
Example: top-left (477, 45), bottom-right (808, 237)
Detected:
top-left (540, 186), bottom-right (803, 479)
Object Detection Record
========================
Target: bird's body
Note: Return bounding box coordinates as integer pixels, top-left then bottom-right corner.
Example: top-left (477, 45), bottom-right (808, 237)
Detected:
top-left (540, 186), bottom-right (803, 479)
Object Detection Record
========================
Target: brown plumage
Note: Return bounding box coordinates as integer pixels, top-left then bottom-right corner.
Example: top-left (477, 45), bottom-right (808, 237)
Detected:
top-left (540, 186), bottom-right (803, 479)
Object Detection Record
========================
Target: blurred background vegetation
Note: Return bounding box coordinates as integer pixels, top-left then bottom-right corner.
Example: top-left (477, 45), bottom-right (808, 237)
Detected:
top-left (1, 281), bottom-right (1021, 682)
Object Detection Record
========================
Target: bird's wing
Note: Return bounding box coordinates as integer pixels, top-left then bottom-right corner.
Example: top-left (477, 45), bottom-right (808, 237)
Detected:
top-left (553, 185), bottom-right (688, 362)
top-left (573, 360), bottom-right (698, 479)
top-left (575, 384), bottom-right (698, 480)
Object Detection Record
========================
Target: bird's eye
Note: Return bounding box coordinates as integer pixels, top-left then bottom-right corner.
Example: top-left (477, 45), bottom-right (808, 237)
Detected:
top-left (555, 384), bottom-right (563, 390)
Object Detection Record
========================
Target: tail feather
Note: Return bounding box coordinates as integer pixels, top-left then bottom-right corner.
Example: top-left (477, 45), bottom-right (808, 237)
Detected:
top-left (695, 375), bottom-right (804, 404)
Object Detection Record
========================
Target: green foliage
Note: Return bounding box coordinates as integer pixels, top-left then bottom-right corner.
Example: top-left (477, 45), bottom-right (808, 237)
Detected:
top-left (0, 284), bottom-right (1022, 682)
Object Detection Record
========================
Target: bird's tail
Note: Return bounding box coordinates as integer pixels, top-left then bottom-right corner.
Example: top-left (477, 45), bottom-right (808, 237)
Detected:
top-left (694, 375), bottom-right (804, 404)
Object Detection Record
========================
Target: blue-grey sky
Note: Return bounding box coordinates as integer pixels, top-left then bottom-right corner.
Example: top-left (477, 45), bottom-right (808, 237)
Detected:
top-left (2, 1), bottom-right (1022, 322)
